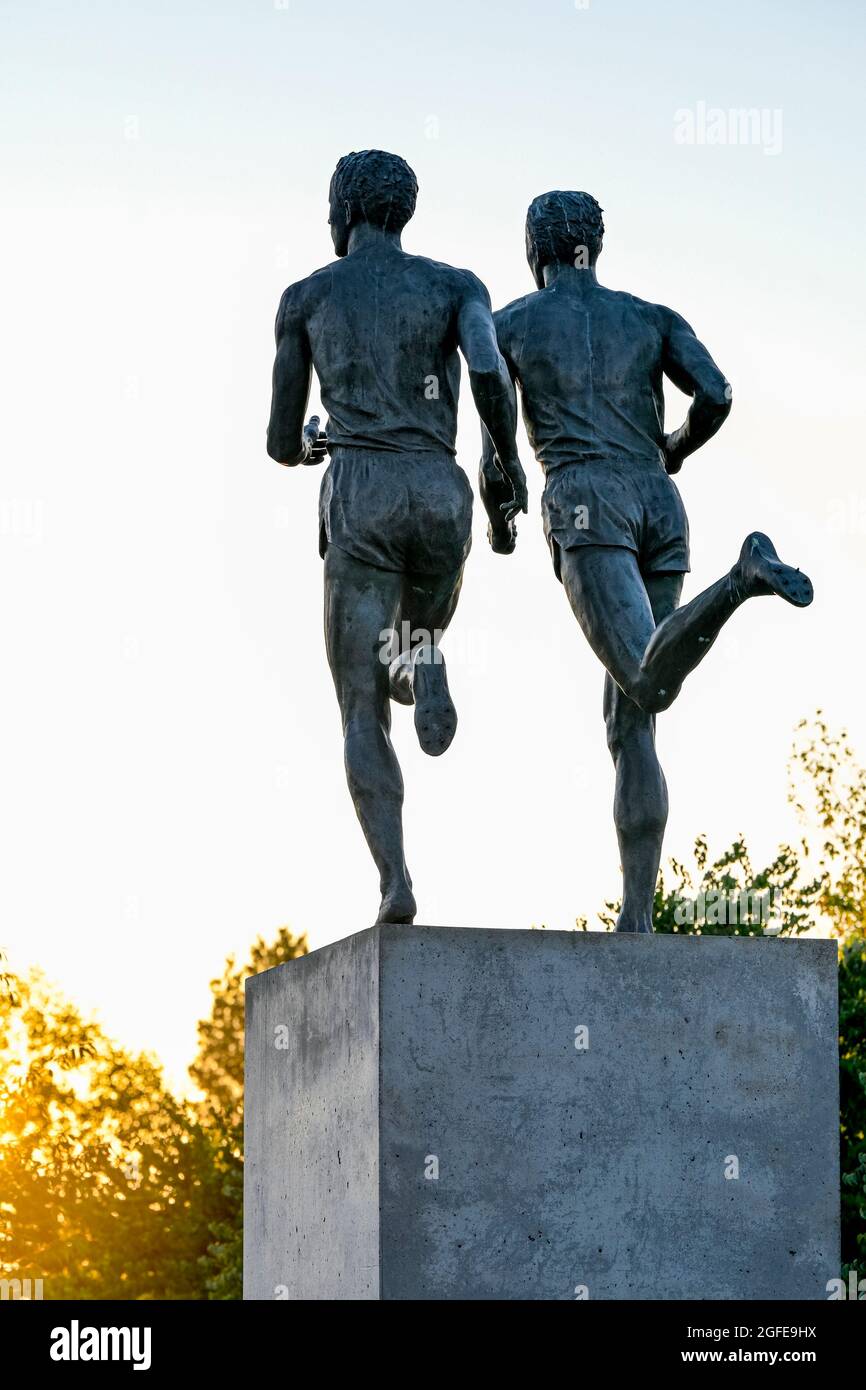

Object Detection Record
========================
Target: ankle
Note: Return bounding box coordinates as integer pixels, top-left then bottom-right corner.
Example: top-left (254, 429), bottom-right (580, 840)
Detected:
top-left (728, 566), bottom-right (747, 607)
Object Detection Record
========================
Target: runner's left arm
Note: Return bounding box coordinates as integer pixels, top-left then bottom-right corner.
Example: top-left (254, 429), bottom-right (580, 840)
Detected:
top-left (456, 276), bottom-right (527, 520)
top-left (661, 307), bottom-right (732, 474)
top-left (479, 323), bottom-right (525, 552)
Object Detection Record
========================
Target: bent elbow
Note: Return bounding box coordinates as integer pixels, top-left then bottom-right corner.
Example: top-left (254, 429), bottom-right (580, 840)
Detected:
top-left (267, 434), bottom-right (302, 466)
top-left (469, 360), bottom-right (509, 398)
top-left (704, 378), bottom-right (733, 416)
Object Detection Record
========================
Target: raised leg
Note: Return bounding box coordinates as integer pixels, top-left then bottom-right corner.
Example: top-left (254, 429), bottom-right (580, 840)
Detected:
top-left (560, 532), bottom-right (812, 715)
top-left (388, 565), bottom-right (465, 756)
top-left (561, 533), bottom-right (812, 932)
top-left (323, 546), bottom-right (416, 925)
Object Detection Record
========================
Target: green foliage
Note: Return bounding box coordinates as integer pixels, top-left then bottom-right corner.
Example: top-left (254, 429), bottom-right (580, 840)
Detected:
top-left (190, 927), bottom-right (307, 1139)
top-left (191, 927), bottom-right (308, 1300)
top-left (599, 834), bottom-right (823, 937)
top-left (839, 933), bottom-right (866, 1267)
top-left (0, 974), bottom-right (229, 1299)
top-left (789, 716), bottom-right (866, 1265)
top-left (790, 713), bottom-right (866, 939)
top-left (0, 928), bottom-right (307, 1300)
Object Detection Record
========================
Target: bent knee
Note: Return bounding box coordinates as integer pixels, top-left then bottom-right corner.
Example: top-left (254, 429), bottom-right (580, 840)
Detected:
top-left (624, 674), bottom-right (678, 715)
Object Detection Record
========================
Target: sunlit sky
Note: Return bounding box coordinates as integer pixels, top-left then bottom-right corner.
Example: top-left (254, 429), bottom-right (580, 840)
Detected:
top-left (2, 0), bottom-right (864, 1090)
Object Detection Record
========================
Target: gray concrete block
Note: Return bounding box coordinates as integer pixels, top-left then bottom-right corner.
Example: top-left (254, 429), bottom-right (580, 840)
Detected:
top-left (244, 926), bottom-right (839, 1300)
top-left (244, 927), bottom-right (379, 1300)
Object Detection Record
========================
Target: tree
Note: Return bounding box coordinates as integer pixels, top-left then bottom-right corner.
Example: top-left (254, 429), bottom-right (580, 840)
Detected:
top-left (790, 713), bottom-right (866, 939)
top-left (0, 948), bottom-right (17, 1006)
top-left (190, 927), bottom-right (308, 1299)
top-left (839, 933), bottom-right (866, 1269)
top-left (0, 973), bottom-right (229, 1299)
top-left (599, 834), bottom-right (823, 936)
top-left (190, 927), bottom-right (307, 1138)
top-left (786, 714), bottom-right (866, 1269)
top-left (0, 927), bottom-right (307, 1300)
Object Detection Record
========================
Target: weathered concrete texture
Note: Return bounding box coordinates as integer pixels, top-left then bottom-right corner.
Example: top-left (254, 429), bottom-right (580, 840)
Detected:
top-left (243, 928), bottom-right (379, 1300)
top-left (244, 927), bottom-right (839, 1301)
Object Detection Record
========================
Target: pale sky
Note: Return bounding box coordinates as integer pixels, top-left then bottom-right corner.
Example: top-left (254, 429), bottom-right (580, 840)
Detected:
top-left (2, 0), bottom-right (864, 1091)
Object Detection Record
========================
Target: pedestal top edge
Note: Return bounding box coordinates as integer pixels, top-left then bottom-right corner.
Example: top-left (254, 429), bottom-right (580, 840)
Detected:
top-left (243, 923), bottom-right (837, 988)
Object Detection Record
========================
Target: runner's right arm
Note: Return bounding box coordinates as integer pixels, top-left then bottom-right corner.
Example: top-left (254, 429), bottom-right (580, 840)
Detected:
top-left (267, 283), bottom-right (327, 467)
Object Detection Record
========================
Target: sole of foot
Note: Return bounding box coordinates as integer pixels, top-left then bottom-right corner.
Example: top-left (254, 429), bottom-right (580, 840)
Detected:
top-left (413, 654), bottom-right (457, 756)
top-left (737, 532), bottom-right (814, 608)
top-left (376, 886), bottom-right (417, 925)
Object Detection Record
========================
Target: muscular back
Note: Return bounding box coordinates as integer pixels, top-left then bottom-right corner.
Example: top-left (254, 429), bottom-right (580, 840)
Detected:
top-left (284, 246), bottom-right (480, 456)
top-left (495, 283), bottom-right (728, 472)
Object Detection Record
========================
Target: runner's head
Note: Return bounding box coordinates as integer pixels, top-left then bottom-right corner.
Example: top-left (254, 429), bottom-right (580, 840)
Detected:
top-left (525, 191), bottom-right (605, 288)
top-left (329, 150), bottom-right (419, 255)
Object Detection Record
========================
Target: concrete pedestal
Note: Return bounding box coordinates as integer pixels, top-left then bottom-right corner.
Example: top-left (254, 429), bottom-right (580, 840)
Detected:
top-left (244, 926), bottom-right (839, 1300)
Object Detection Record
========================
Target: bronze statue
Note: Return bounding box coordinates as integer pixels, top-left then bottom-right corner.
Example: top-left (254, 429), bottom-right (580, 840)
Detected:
top-left (267, 151), bottom-right (526, 925)
top-left (482, 190), bottom-right (813, 932)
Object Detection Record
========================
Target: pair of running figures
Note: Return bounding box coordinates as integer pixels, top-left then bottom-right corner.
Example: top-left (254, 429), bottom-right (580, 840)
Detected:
top-left (267, 149), bottom-right (813, 931)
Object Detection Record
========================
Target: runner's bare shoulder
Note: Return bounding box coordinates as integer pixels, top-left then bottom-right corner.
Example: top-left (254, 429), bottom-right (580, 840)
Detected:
top-left (492, 292), bottom-right (534, 361)
top-left (403, 255), bottom-right (492, 312)
top-left (274, 263), bottom-right (337, 332)
top-left (610, 288), bottom-right (686, 336)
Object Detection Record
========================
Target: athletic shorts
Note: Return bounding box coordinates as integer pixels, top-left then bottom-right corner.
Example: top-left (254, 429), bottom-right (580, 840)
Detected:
top-left (541, 458), bottom-right (690, 582)
top-left (319, 447), bottom-right (473, 575)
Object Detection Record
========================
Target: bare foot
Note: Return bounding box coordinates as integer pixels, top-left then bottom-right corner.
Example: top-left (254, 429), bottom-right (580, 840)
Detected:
top-left (412, 647), bottom-right (457, 756)
top-left (377, 882), bottom-right (417, 925)
top-left (614, 914), bottom-right (654, 934)
top-left (733, 532), bottom-right (813, 608)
